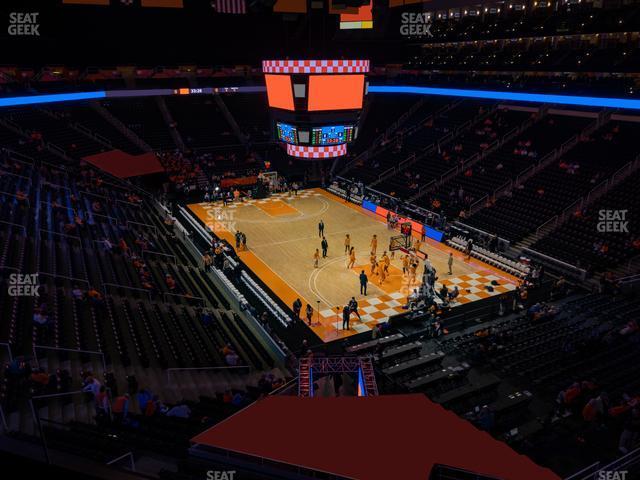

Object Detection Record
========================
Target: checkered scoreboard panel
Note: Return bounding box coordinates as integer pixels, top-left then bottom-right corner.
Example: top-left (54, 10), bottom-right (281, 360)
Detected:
top-left (287, 144), bottom-right (347, 159)
top-left (262, 60), bottom-right (370, 74)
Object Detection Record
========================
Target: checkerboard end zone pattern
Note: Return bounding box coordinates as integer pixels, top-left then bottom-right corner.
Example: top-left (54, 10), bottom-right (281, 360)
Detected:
top-left (319, 272), bottom-right (516, 333)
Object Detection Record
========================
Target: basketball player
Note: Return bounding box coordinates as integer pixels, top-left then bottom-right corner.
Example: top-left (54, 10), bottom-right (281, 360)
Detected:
top-left (370, 234), bottom-right (378, 255)
top-left (388, 239), bottom-right (395, 259)
top-left (305, 304), bottom-right (313, 326)
top-left (414, 238), bottom-right (422, 256)
top-left (378, 259), bottom-right (387, 285)
top-left (344, 234), bottom-right (351, 254)
top-left (408, 262), bottom-right (417, 287)
top-left (348, 247), bottom-right (356, 269)
top-left (382, 251), bottom-right (391, 274)
top-left (370, 253), bottom-right (378, 275)
top-left (448, 252), bottom-right (454, 275)
top-left (402, 255), bottom-right (410, 275)
top-left (313, 249), bottom-right (320, 268)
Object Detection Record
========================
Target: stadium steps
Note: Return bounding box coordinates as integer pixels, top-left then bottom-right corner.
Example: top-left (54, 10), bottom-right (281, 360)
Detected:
top-left (39, 107), bottom-right (116, 154)
top-left (89, 100), bottom-right (152, 153)
top-left (155, 96), bottom-right (186, 152)
top-left (215, 94), bottom-right (249, 146)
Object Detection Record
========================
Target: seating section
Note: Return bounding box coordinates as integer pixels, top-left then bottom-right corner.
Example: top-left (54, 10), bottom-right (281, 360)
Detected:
top-left (414, 38), bottom-right (640, 73)
top-left (221, 93), bottom-right (271, 143)
top-left (0, 155), bottom-right (273, 373)
top-left (101, 98), bottom-right (176, 151)
top-left (165, 96), bottom-right (237, 149)
top-left (353, 95), bottom-right (423, 152)
top-left (50, 103), bottom-right (143, 154)
top-left (464, 121), bottom-right (638, 242)
top-left (2, 108), bottom-right (107, 158)
top-left (421, 5), bottom-right (639, 44)
top-left (531, 169), bottom-right (640, 273)
top-left (423, 114), bottom-right (591, 217)
top-left (347, 100), bottom-right (485, 187)
top-left (443, 294), bottom-right (640, 397)
top-left (386, 107), bottom-right (530, 202)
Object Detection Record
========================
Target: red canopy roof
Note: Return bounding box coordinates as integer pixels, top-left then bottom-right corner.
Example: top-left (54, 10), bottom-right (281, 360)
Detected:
top-left (191, 394), bottom-right (559, 480)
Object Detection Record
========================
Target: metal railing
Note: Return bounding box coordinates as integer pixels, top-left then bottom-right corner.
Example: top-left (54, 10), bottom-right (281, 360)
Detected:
top-left (0, 190), bottom-right (31, 206)
top-left (142, 249), bottom-right (177, 264)
top-left (0, 219), bottom-right (26, 233)
top-left (37, 271), bottom-right (90, 285)
top-left (166, 365), bottom-right (251, 383)
top-left (0, 403), bottom-right (8, 433)
top-left (0, 342), bottom-right (13, 362)
top-left (522, 247), bottom-right (587, 281)
top-left (38, 228), bottom-right (81, 241)
top-left (126, 220), bottom-right (158, 234)
top-left (162, 291), bottom-right (205, 306)
top-left (102, 283), bottom-right (152, 300)
top-left (29, 390), bottom-right (86, 464)
top-left (564, 446), bottom-right (640, 480)
top-left (33, 344), bottom-right (107, 373)
top-left (106, 451), bottom-right (136, 472)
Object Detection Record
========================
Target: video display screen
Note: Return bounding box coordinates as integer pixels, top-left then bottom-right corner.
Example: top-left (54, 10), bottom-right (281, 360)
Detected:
top-left (307, 74), bottom-right (365, 111)
top-left (311, 125), bottom-right (355, 145)
top-left (265, 74), bottom-right (295, 111)
top-left (276, 122), bottom-right (299, 144)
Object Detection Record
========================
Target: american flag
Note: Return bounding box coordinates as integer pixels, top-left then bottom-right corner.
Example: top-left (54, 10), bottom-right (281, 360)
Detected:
top-left (212, 0), bottom-right (247, 14)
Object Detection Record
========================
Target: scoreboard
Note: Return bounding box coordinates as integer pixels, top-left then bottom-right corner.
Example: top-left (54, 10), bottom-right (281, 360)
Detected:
top-left (311, 125), bottom-right (355, 145)
top-left (263, 59), bottom-right (369, 159)
top-left (276, 122), bottom-right (298, 144)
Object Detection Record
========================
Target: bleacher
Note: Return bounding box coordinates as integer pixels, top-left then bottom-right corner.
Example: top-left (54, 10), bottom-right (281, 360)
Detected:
top-left (424, 113), bottom-right (591, 217)
top-left (50, 103), bottom-right (143, 154)
top-left (101, 98), bottom-right (176, 151)
top-left (164, 96), bottom-right (237, 149)
top-left (464, 120), bottom-right (638, 242)
top-left (531, 169), bottom-right (640, 273)
top-left (221, 93), bottom-right (271, 143)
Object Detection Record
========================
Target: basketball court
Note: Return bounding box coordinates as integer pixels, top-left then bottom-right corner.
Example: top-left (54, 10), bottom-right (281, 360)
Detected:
top-left (188, 189), bottom-right (519, 342)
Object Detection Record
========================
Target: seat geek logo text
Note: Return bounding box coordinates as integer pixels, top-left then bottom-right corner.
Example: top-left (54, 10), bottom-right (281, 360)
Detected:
top-left (8, 12), bottom-right (40, 36)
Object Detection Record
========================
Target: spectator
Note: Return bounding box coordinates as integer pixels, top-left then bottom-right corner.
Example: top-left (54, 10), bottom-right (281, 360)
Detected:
top-left (167, 404), bottom-right (191, 419)
top-left (111, 393), bottom-right (130, 423)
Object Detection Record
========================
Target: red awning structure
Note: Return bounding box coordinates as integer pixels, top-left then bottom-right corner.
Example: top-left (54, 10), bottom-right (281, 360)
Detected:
top-left (83, 150), bottom-right (163, 178)
top-left (191, 394), bottom-right (560, 480)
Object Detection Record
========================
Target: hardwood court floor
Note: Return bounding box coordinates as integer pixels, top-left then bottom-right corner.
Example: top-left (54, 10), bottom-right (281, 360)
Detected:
top-left (189, 189), bottom-right (519, 342)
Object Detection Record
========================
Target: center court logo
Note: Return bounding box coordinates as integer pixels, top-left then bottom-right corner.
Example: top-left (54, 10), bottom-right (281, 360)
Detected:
top-left (597, 209), bottom-right (629, 233)
top-left (400, 13), bottom-right (433, 37)
top-left (8, 12), bottom-right (40, 36)
top-left (8, 273), bottom-right (40, 297)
